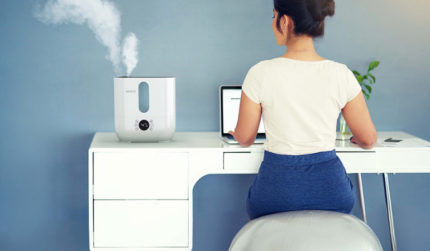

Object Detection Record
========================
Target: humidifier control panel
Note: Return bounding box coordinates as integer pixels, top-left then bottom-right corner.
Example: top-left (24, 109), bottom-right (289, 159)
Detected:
top-left (135, 119), bottom-right (153, 131)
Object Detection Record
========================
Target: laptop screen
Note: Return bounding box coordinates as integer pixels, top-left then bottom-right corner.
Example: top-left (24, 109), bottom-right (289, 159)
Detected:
top-left (221, 86), bottom-right (265, 135)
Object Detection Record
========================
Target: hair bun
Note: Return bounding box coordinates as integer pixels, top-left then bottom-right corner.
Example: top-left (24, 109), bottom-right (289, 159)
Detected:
top-left (273, 0), bottom-right (335, 38)
top-left (307, 0), bottom-right (335, 22)
top-left (321, 0), bottom-right (335, 17)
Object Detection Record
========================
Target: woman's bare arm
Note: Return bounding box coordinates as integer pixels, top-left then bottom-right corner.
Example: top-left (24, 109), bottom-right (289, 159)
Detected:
top-left (228, 91), bottom-right (262, 147)
top-left (342, 92), bottom-right (378, 149)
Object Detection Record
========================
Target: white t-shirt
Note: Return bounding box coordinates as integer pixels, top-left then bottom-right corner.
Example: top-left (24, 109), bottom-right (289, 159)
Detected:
top-left (242, 57), bottom-right (362, 155)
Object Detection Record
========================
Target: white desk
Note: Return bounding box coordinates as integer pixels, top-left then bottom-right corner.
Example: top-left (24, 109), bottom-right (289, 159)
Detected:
top-left (88, 131), bottom-right (430, 251)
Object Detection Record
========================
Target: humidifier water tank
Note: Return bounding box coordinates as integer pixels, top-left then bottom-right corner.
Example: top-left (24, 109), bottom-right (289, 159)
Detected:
top-left (114, 77), bottom-right (175, 142)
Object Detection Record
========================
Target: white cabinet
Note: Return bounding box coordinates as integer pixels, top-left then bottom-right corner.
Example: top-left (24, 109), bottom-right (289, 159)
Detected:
top-left (94, 200), bottom-right (188, 248)
top-left (337, 152), bottom-right (377, 173)
top-left (90, 150), bottom-right (190, 250)
top-left (94, 152), bottom-right (188, 199)
top-left (223, 151), bottom-right (263, 171)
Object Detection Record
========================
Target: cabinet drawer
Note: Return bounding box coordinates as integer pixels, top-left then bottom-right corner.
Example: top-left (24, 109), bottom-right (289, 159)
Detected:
top-left (224, 151), bottom-right (263, 171)
top-left (337, 152), bottom-right (377, 173)
top-left (94, 200), bottom-right (188, 248)
top-left (94, 152), bottom-right (188, 199)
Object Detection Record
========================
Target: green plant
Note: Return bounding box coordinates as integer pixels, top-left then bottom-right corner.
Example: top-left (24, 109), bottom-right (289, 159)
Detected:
top-left (352, 60), bottom-right (380, 100)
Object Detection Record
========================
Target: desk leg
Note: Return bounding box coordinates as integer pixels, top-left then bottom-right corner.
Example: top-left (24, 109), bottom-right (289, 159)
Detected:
top-left (383, 173), bottom-right (397, 251)
top-left (357, 173), bottom-right (367, 223)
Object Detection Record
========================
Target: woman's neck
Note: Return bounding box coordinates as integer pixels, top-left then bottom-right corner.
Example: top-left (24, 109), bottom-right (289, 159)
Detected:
top-left (281, 35), bottom-right (325, 61)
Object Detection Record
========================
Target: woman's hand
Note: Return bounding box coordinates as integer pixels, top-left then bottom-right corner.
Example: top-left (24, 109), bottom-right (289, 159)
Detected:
top-left (228, 130), bottom-right (238, 141)
top-left (228, 130), bottom-right (253, 147)
top-left (350, 136), bottom-right (359, 144)
top-left (350, 135), bottom-right (376, 149)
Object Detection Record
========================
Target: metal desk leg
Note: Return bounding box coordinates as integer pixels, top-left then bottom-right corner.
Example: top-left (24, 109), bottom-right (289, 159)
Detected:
top-left (383, 173), bottom-right (397, 251)
top-left (357, 173), bottom-right (367, 223)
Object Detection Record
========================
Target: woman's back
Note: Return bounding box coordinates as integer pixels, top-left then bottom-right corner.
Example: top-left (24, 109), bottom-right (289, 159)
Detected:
top-left (228, 0), bottom-right (377, 220)
top-left (242, 57), bottom-right (361, 155)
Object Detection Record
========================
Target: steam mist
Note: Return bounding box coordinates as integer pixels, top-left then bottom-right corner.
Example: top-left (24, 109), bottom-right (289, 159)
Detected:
top-left (35, 0), bottom-right (139, 76)
top-left (122, 33), bottom-right (139, 76)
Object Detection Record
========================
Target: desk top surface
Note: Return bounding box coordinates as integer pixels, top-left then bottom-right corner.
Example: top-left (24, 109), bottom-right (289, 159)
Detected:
top-left (89, 131), bottom-right (430, 152)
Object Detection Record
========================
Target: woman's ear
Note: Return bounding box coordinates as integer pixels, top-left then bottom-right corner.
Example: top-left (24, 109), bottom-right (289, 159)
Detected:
top-left (282, 15), bottom-right (288, 31)
top-left (291, 18), bottom-right (295, 33)
top-left (285, 15), bottom-right (294, 33)
top-left (281, 14), bottom-right (293, 35)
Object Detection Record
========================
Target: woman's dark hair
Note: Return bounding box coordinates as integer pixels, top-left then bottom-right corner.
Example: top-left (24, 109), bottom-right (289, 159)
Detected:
top-left (274, 0), bottom-right (335, 38)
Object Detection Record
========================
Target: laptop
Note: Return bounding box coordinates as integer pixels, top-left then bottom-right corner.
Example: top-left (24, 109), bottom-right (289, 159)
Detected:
top-left (219, 85), bottom-right (265, 144)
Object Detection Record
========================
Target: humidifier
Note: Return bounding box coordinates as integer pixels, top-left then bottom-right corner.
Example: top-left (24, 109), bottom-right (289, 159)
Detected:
top-left (114, 77), bottom-right (175, 142)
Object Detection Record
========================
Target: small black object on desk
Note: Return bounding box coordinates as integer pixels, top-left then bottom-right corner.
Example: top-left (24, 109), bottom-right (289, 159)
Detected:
top-left (384, 138), bottom-right (403, 143)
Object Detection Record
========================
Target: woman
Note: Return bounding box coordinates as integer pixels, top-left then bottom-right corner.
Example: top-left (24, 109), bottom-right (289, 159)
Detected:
top-left (228, 0), bottom-right (377, 220)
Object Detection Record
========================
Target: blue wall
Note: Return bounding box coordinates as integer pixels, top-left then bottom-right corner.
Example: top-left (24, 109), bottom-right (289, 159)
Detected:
top-left (1, 0), bottom-right (429, 250)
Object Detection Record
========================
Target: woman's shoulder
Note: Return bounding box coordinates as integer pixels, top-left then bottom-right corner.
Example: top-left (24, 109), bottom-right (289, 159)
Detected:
top-left (249, 59), bottom-right (272, 70)
top-left (267, 57), bottom-right (349, 67)
top-left (247, 58), bottom-right (352, 75)
top-left (246, 58), bottom-right (279, 75)
top-left (244, 60), bottom-right (271, 78)
top-left (322, 59), bottom-right (351, 70)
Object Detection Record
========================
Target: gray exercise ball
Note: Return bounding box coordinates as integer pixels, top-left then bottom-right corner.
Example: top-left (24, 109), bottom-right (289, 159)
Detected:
top-left (229, 210), bottom-right (382, 251)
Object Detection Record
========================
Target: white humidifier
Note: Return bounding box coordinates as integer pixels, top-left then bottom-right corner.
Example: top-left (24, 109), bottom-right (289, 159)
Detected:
top-left (114, 77), bottom-right (175, 142)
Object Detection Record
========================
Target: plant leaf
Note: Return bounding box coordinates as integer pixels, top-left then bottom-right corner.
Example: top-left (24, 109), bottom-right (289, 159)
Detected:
top-left (368, 73), bottom-right (376, 83)
top-left (362, 90), bottom-right (370, 100)
top-left (352, 70), bottom-right (360, 76)
top-left (368, 61), bottom-right (380, 72)
top-left (364, 85), bottom-right (372, 93)
top-left (356, 75), bottom-right (364, 83)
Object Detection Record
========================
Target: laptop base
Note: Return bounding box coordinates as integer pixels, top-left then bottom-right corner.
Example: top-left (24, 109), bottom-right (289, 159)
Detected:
top-left (221, 136), bottom-right (265, 145)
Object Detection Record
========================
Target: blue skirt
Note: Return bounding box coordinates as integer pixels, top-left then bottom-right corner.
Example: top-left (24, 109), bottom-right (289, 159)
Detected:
top-left (246, 149), bottom-right (355, 220)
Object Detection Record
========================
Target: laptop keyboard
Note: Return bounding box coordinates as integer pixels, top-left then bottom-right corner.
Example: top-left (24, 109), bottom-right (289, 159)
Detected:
top-left (225, 134), bottom-right (265, 140)
top-left (225, 134), bottom-right (234, 140)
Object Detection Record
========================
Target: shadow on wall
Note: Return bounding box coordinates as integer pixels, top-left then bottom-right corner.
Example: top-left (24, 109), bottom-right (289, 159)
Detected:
top-left (193, 174), bottom-right (255, 251)
top-left (49, 133), bottom-right (93, 248)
